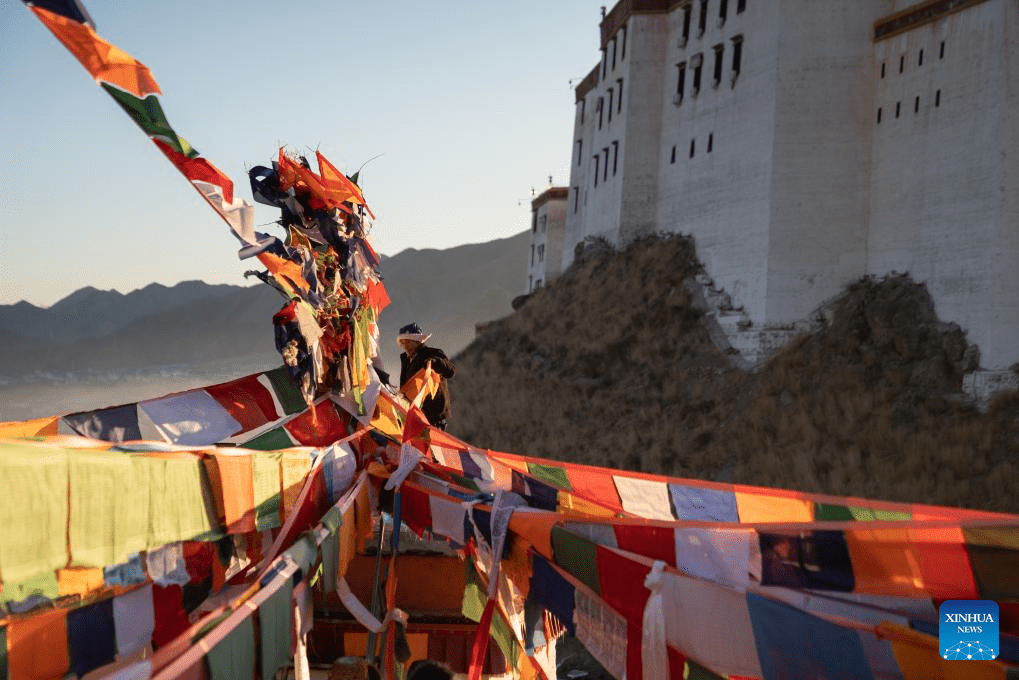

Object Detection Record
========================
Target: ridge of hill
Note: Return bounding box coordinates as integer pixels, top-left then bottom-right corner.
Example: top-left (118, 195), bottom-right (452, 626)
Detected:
top-left (448, 234), bottom-right (1019, 513)
top-left (0, 231), bottom-right (530, 382)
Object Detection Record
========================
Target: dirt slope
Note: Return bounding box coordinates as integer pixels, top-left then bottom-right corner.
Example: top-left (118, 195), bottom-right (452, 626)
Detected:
top-left (448, 234), bottom-right (1019, 513)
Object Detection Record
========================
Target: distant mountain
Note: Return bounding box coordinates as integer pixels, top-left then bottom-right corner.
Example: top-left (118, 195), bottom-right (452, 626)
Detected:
top-left (0, 231), bottom-right (529, 381)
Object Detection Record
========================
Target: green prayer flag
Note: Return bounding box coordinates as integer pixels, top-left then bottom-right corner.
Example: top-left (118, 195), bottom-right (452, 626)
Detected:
top-left (68, 450), bottom-right (146, 568)
top-left (685, 659), bottom-right (725, 679)
top-left (101, 84), bottom-right (196, 158)
top-left (550, 526), bottom-right (600, 595)
top-left (259, 576), bottom-right (293, 680)
top-left (0, 443), bottom-right (68, 588)
top-left (283, 535), bottom-right (317, 579)
top-left (527, 463), bottom-right (572, 491)
top-left (205, 616), bottom-right (256, 680)
top-left (461, 559), bottom-right (487, 623)
top-left (243, 427), bottom-right (294, 452)
top-left (136, 454), bottom-right (219, 548)
top-left (490, 611), bottom-right (518, 669)
top-left (252, 452), bottom-right (283, 530)
top-left (815, 503), bottom-right (911, 521)
top-left (264, 367), bottom-right (308, 415)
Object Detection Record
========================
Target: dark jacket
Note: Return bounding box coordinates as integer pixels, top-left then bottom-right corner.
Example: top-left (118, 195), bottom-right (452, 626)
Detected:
top-left (399, 345), bottom-right (455, 426)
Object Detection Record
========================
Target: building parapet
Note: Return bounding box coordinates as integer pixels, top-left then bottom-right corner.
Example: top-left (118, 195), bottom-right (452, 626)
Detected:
top-left (531, 187), bottom-right (569, 212)
top-left (874, 0), bottom-right (991, 41)
top-left (575, 65), bottom-right (600, 102)
top-left (600, 0), bottom-right (685, 47)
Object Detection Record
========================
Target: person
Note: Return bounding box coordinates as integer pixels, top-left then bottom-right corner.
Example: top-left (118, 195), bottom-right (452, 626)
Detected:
top-left (407, 659), bottom-right (454, 680)
top-left (397, 322), bottom-right (455, 430)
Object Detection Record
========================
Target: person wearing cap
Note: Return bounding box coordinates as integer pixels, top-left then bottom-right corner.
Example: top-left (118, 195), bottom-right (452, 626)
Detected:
top-left (397, 322), bottom-right (456, 430)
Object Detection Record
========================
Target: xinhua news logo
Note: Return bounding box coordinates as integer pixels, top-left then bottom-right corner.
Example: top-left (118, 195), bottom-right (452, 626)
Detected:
top-left (939, 600), bottom-right (999, 661)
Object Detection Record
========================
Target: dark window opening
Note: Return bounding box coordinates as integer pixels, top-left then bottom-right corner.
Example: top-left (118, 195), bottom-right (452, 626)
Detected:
top-left (608, 89), bottom-right (614, 122)
top-left (671, 145), bottom-right (676, 164)
top-left (576, 140), bottom-right (583, 166)
top-left (620, 25), bottom-right (627, 59)
top-left (538, 245), bottom-right (544, 262)
top-left (593, 156), bottom-right (599, 186)
top-left (677, 63), bottom-right (687, 95)
top-left (602, 49), bottom-right (608, 79)
top-left (877, 107), bottom-right (882, 124)
top-left (617, 78), bottom-right (624, 113)
top-left (935, 89), bottom-right (941, 107)
top-left (573, 187), bottom-right (579, 213)
top-left (682, 7), bottom-right (692, 43)
top-left (737, 0), bottom-right (746, 13)
top-left (612, 141), bottom-right (619, 175)
top-left (720, 0), bottom-right (728, 23)
top-left (531, 214), bottom-right (537, 234)
top-left (611, 39), bottom-right (617, 70)
top-left (881, 62), bottom-right (885, 78)
top-left (731, 36), bottom-right (743, 75)
top-left (914, 96), bottom-right (919, 113)
top-left (698, 0), bottom-right (708, 36)
top-left (708, 133), bottom-right (714, 153)
top-left (895, 101), bottom-right (901, 118)
top-left (899, 55), bottom-right (904, 73)
top-left (918, 49), bottom-right (924, 66)
top-left (712, 44), bottom-right (724, 86)
top-left (530, 246), bottom-right (534, 265)
top-left (603, 149), bottom-right (609, 182)
top-left (690, 139), bottom-right (696, 158)
top-left (580, 99), bottom-right (585, 124)
top-left (598, 98), bottom-right (604, 129)
top-left (535, 279), bottom-right (542, 289)
top-left (940, 41), bottom-right (945, 59)
top-left (693, 58), bottom-right (703, 94)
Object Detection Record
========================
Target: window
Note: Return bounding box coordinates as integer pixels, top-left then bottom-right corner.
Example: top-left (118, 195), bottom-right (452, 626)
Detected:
top-left (877, 107), bottom-right (882, 124)
top-left (603, 148), bottom-right (609, 182)
top-left (538, 245), bottom-right (544, 262)
top-left (528, 275), bottom-right (533, 292)
top-left (719, 0), bottom-right (728, 24)
top-left (899, 55), bottom-right (904, 73)
top-left (620, 25), bottom-right (627, 59)
top-left (573, 186), bottom-right (579, 213)
top-left (671, 145), bottom-right (676, 164)
top-left (940, 41), bottom-right (945, 59)
top-left (682, 6), bottom-right (692, 43)
top-left (690, 138), bottom-right (696, 158)
top-left (531, 213), bottom-right (537, 233)
top-left (677, 62), bottom-right (687, 96)
top-left (737, 0), bottom-right (746, 13)
top-left (608, 89), bottom-right (614, 122)
top-left (576, 140), bottom-right (583, 166)
top-left (693, 55), bottom-right (703, 94)
top-left (935, 89), bottom-right (941, 107)
top-left (698, 0), bottom-right (708, 36)
top-left (880, 62), bottom-right (885, 78)
top-left (731, 35), bottom-right (743, 76)
top-left (612, 141), bottom-right (619, 175)
top-left (580, 99), bottom-right (585, 124)
top-left (593, 156), bottom-right (600, 186)
top-left (611, 38), bottom-right (617, 70)
top-left (535, 280), bottom-right (542, 289)
top-left (602, 48), bottom-right (607, 79)
top-left (530, 245), bottom-right (535, 265)
top-left (708, 133), bottom-right (714, 153)
top-left (617, 78), bottom-right (624, 113)
top-left (540, 215), bottom-right (547, 232)
top-left (914, 96), bottom-right (919, 113)
top-left (895, 101), bottom-right (900, 118)
top-left (918, 49), bottom-right (924, 66)
top-left (712, 44), bottom-right (724, 87)
top-left (598, 98), bottom-right (604, 129)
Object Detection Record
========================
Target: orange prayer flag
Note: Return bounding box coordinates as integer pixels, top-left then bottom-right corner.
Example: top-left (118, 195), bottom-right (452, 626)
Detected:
top-left (31, 7), bottom-right (161, 98)
top-left (317, 151), bottom-right (375, 219)
top-left (257, 251), bottom-right (309, 294)
top-left (0, 415), bottom-right (59, 438)
top-left (57, 567), bottom-right (105, 596)
top-left (8, 607), bottom-right (71, 680)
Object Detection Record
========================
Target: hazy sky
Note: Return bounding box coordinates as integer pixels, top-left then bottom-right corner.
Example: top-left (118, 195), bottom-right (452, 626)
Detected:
top-left (0, 0), bottom-right (603, 307)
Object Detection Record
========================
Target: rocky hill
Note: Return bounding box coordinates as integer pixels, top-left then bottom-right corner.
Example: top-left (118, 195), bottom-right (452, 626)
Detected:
top-left (448, 234), bottom-right (1019, 514)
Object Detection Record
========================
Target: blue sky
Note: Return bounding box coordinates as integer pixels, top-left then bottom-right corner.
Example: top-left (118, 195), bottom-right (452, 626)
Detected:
top-left (0, 0), bottom-right (602, 306)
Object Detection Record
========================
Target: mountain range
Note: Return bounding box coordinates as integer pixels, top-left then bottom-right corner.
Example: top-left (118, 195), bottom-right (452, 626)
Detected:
top-left (0, 231), bottom-right (529, 382)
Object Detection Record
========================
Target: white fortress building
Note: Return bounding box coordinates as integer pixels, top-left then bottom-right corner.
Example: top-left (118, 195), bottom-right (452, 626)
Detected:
top-left (562, 0), bottom-right (1019, 376)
